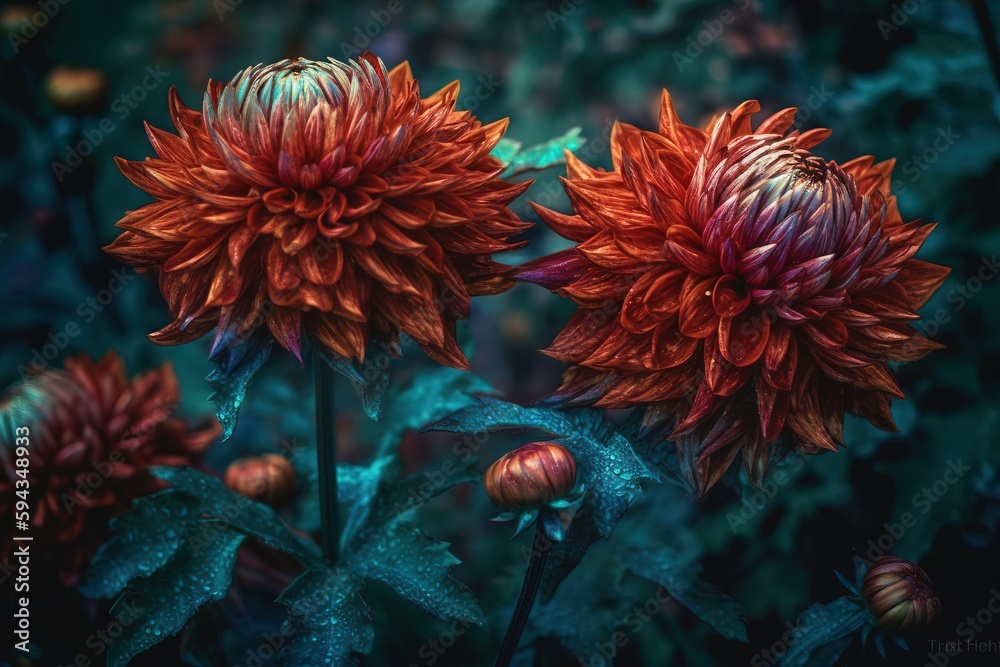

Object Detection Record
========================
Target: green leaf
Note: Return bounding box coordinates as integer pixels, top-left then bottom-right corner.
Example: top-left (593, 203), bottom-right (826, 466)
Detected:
top-left (151, 466), bottom-right (323, 566)
top-left (875, 409), bottom-right (998, 561)
top-left (80, 492), bottom-right (190, 600)
top-left (346, 513), bottom-right (485, 625)
top-left (424, 397), bottom-right (602, 439)
top-left (424, 398), bottom-right (657, 599)
top-left (319, 335), bottom-right (399, 421)
top-left (494, 128), bottom-right (586, 178)
top-left (490, 137), bottom-right (522, 166)
top-left (338, 456), bottom-right (395, 548)
top-left (107, 532), bottom-right (245, 667)
top-left (365, 459), bottom-right (481, 524)
top-left (278, 568), bottom-right (373, 667)
top-left (779, 597), bottom-right (868, 667)
top-left (623, 547), bottom-right (748, 642)
top-left (206, 329), bottom-right (272, 440)
top-left (374, 366), bottom-right (497, 456)
top-left (90, 452), bottom-right (482, 667)
top-left (522, 555), bottom-right (634, 661)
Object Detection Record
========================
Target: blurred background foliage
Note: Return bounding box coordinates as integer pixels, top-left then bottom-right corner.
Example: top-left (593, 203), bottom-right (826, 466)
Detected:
top-left (2, 0), bottom-right (999, 665)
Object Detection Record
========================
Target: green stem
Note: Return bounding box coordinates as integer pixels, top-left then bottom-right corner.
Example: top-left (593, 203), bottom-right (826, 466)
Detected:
top-left (314, 349), bottom-right (339, 564)
top-left (496, 520), bottom-right (549, 667)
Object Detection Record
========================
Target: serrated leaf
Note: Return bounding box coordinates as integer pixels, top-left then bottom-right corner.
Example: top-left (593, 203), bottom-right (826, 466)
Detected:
top-left (207, 329), bottom-right (273, 440)
top-left (375, 366), bottom-right (497, 456)
top-left (423, 397), bottom-right (597, 439)
top-left (424, 398), bottom-right (657, 599)
top-left (278, 568), bottom-right (373, 667)
top-left (338, 456), bottom-right (395, 549)
top-left (335, 456), bottom-right (478, 549)
top-left (178, 606), bottom-right (251, 667)
top-left (288, 455), bottom-right (393, 537)
top-left (779, 597), bottom-right (868, 667)
top-left (365, 459), bottom-right (481, 526)
top-left (495, 128), bottom-right (586, 178)
top-left (620, 405), bottom-right (684, 481)
top-left (623, 547), bottom-right (748, 642)
top-left (522, 556), bottom-right (633, 661)
top-left (490, 137), bottom-right (522, 166)
top-left (319, 335), bottom-right (399, 421)
top-left (151, 466), bottom-right (322, 566)
top-left (107, 532), bottom-right (245, 667)
top-left (347, 515), bottom-right (485, 625)
top-left (80, 492), bottom-right (190, 600)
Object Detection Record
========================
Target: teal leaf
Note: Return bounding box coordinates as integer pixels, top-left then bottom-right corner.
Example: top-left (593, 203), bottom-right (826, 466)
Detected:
top-left (423, 396), bottom-right (607, 440)
top-left (151, 466), bottom-right (323, 566)
top-left (290, 455), bottom-right (395, 538)
top-left (423, 398), bottom-right (657, 600)
top-left (623, 547), bottom-right (748, 642)
top-left (494, 128), bottom-right (586, 178)
top-left (106, 532), bottom-right (245, 667)
top-left (811, 632), bottom-right (863, 664)
top-left (80, 492), bottom-right (190, 600)
top-left (875, 409), bottom-right (997, 561)
top-left (334, 456), bottom-right (475, 546)
top-left (352, 336), bottom-right (398, 419)
top-left (619, 406), bottom-right (684, 482)
top-left (374, 366), bottom-right (497, 456)
top-left (338, 456), bottom-right (395, 549)
top-left (490, 137), bottom-right (522, 166)
top-left (206, 329), bottom-right (273, 440)
top-left (316, 345), bottom-right (365, 385)
top-left (89, 454), bottom-right (482, 667)
top-left (346, 513), bottom-right (485, 625)
top-left (318, 335), bottom-right (400, 420)
top-left (521, 555), bottom-right (633, 661)
top-left (779, 597), bottom-right (868, 667)
top-left (278, 568), bottom-right (373, 667)
top-left (364, 459), bottom-right (481, 523)
top-left (834, 565), bottom-right (861, 597)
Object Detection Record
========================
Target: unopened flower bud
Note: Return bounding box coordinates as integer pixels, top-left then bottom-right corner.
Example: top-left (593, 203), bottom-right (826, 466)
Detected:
top-left (861, 556), bottom-right (940, 634)
top-left (224, 453), bottom-right (297, 507)
top-left (484, 442), bottom-right (577, 512)
top-left (45, 66), bottom-right (108, 115)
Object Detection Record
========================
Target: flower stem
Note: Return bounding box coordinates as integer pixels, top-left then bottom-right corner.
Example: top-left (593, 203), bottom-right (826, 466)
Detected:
top-left (314, 349), bottom-right (339, 564)
top-left (495, 521), bottom-right (549, 667)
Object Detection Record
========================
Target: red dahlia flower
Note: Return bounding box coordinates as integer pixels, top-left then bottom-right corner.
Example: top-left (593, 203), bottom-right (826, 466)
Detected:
top-left (0, 352), bottom-right (218, 580)
top-left (520, 93), bottom-right (949, 496)
top-left (105, 54), bottom-right (529, 369)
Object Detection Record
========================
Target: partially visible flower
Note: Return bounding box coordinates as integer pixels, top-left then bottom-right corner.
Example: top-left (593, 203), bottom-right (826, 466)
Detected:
top-left (1, 5), bottom-right (38, 38)
top-left (862, 556), bottom-right (940, 633)
top-left (0, 352), bottom-right (218, 581)
top-left (224, 453), bottom-right (296, 507)
top-left (45, 66), bottom-right (108, 115)
top-left (520, 91), bottom-right (949, 496)
top-left (105, 54), bottom-right (529, 369)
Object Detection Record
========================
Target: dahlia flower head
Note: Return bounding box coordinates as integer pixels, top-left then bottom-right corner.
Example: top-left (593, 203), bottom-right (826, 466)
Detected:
top-left (520, 92), bottom-right (949, 497)
top-left (0, 352), bottom-right (217, 581)
top-left (106, 54), bottom-right (529, 369)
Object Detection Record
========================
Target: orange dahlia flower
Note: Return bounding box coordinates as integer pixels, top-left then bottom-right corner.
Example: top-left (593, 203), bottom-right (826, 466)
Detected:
top-left (106, 54), bottom-right (529, 368)
top-left (0, 352), bottom-right (218, 580)
top-left (520, 93), bottom-right (949, 496)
